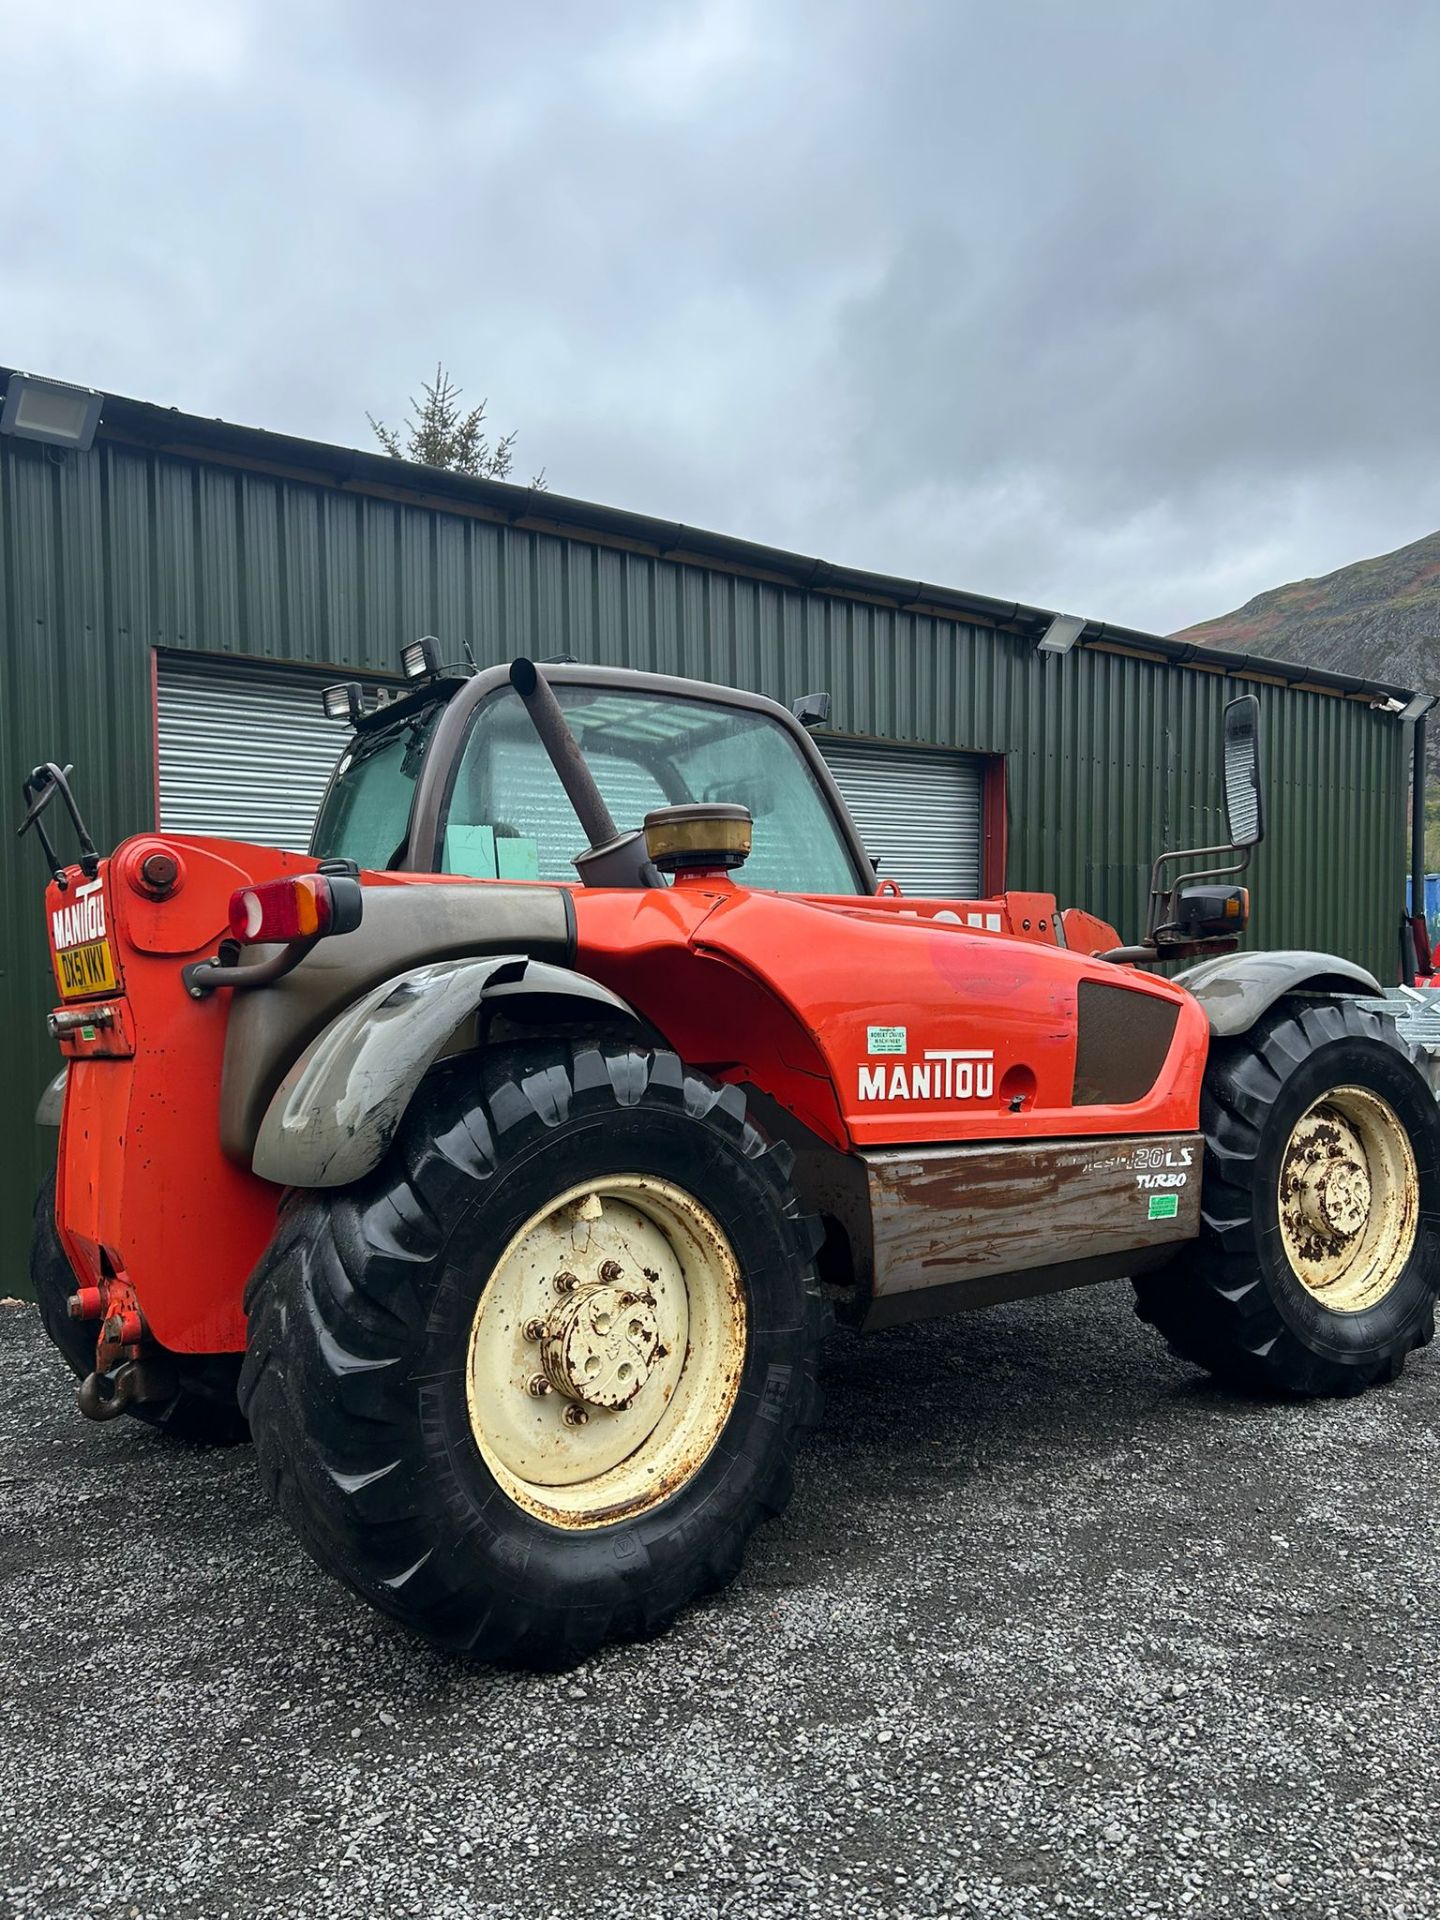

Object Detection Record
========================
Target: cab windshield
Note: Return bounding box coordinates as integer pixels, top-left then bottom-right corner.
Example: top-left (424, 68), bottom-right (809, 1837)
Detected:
top-left (314, 680), bottom-right (866, 895)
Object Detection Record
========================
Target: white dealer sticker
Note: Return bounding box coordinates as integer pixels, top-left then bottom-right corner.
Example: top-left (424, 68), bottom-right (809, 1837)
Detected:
top-left (867, 1026), bottom-right (907, 1055)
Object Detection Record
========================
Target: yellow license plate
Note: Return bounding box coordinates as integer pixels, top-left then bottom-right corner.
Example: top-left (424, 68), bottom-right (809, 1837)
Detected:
top-left (55, 938), bottom-right (118, 999)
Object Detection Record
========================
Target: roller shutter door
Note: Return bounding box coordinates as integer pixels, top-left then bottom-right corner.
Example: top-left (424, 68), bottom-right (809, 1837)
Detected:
top-left (818, 737), bottom-right (985, 896)
top-left (155, 655), bottom-right (390, 852)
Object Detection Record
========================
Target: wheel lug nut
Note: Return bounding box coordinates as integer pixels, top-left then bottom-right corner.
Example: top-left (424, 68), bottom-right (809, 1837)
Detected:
top-left (599, 1260), bottom-right (622, 1282)
top-left (526, 1374), bottom-right (552, 1398)
top-left (554, 1272), bottom-right (578, 1294)
top-left (562, 1405), bottom-right (589, 1428)
top-left (523, 1318), bottom-right (545, 1342)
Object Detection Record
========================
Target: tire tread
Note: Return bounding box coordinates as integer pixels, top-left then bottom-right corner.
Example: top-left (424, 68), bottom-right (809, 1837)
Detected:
top-left (1135, 998), bottom-right (1440, 1396)
top-left (240, 1044), bottom-right (828, 1663)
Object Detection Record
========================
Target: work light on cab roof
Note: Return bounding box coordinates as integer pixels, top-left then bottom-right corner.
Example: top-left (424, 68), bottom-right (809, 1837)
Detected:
top-left (321, 682), bottom-right (364, 725)
top-left (401, 635), bottom-right (443, 681)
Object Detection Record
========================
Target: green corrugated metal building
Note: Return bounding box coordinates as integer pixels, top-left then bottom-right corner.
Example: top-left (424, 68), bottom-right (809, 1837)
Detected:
top-left (0, 368), bottom-right (1420, 1285)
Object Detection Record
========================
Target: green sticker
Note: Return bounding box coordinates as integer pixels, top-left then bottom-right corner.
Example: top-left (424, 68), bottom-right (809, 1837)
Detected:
top-left (1148, 1193), bottom-right (1179, 1220)
top-left (80, 1026), bottom-right (96, 1041)
top-left (867, 1025), bottom-right (907, 1055)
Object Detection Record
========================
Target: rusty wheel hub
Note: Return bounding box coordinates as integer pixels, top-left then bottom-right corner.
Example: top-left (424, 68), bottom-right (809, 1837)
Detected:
top-left (540, 1276), bottom-right (661, 1410)
top-left (1293, 1148), bottom-right (1370, 1242)
top-left (1278, 1085), bottom-right (1418, 1312)
top-left (465, 1177), bottom-right (747, 1529)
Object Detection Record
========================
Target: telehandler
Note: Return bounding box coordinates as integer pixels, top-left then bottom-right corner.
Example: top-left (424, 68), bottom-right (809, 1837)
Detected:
top-left (24, 644), bottom-right (1440, 1661)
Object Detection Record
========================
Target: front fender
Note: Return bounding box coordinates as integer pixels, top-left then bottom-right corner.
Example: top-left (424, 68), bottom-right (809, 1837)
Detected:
top-left (1175, 949), bottom-right (1382, 1038)
top-left (252, 956), bottom-right (642, 1189)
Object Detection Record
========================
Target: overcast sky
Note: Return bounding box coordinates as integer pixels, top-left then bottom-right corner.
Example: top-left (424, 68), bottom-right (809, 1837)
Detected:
top-left (5, 0), bottom-right (1439, 634)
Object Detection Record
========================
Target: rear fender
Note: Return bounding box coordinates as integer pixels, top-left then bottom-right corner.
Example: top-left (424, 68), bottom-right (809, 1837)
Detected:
top-left (1175, 949), bottom-right (1382, 1038)
top-left (35, 1067), bottom-right (68, 1127)
top-left (252, 957), bottom-right (644, 1189)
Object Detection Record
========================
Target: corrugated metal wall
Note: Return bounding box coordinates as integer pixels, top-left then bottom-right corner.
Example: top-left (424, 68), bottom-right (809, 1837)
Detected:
top-left (0, 432), bottom-right (1408, 1289)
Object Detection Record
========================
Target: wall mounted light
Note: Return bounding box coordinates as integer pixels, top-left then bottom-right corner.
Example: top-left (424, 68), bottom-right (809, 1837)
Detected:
top-left (0, 374), bottom-right (103, 452)
top-left (1037, 613), bottom-right (1086, 655)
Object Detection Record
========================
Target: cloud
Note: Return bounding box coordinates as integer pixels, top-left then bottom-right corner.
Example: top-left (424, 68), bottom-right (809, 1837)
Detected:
top-left (3, 0), bottom-right (1439, 633)
top-left (6, 0), bottom-right (254, 83)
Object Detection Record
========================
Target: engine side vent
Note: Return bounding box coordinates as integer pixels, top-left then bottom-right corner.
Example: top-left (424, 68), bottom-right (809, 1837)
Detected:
top-left (1073, 980), bottom-right (1180, 1106)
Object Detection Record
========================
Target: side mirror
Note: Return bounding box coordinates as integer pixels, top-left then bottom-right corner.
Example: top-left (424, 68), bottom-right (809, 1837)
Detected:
top-left (790, 691), bottom-right (831, 730)
top-left (706, 773), bottom-right (778, 818)
top-left (1113, 692), bottom-right (1266, 965)
top-left (1223, 695), bottom-right (1264, 848)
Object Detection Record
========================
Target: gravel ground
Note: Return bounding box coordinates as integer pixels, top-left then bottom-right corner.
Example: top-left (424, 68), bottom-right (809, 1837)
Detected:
top-left (2, 1289), bottom-right (1438, 1920)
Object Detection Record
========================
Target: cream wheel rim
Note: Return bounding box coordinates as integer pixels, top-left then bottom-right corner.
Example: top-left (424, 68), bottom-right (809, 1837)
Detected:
top-left (1278, 1084), bottom-right (1419, 1313)
top-left (465, 1177), bottom-right (747, 1528)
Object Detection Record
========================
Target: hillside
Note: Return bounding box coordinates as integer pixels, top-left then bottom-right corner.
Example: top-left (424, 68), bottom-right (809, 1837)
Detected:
top-left (1174, 528), bottom-right (1440, 695)
top-left (1177, 528), bottom-right (1440, 870)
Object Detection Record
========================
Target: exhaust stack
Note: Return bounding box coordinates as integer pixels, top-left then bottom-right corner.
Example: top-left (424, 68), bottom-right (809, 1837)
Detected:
top-left (508, 658), bottom-right (664, 889)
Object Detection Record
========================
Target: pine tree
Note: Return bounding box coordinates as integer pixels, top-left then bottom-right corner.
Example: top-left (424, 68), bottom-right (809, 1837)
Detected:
top-left (368, 365), bottom-right (545, 486)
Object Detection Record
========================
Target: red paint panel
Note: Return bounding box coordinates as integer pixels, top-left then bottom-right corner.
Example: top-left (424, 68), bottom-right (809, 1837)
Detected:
top-left (49, 837), bottom-right (311, 1352)
top-left (574, 883), bottom-right (1206, 1149)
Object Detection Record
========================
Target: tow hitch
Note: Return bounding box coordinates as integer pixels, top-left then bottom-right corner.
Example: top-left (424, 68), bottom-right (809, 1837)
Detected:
top-left (67, 1256), bottom-right (178, 1424)
top-left (76, 1357), bottom-right (179, 1424)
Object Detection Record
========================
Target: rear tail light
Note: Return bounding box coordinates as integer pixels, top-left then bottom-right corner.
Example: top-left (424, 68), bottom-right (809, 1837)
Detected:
top-left (227, 873), bottom-right (363, 945)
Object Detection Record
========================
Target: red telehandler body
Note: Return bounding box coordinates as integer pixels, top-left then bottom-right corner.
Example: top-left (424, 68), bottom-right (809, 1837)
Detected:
top-left (24, 650), bottom-right (1440, 1662)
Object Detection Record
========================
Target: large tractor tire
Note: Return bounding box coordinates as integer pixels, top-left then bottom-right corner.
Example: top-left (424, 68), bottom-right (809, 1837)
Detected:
top-left (1135, 999), bottom-right (1440, 1395)
top-left (239, 1043), bottom-right (828, 1664)
top-left (29, 1175), bottom-right (248, 1443)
